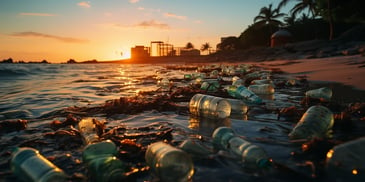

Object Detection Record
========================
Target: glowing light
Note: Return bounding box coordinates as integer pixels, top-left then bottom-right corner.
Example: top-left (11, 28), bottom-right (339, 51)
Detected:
top-left (352, 169), bottom-right (358, 175)
top-left (326, 149), bottom-right (334, 159)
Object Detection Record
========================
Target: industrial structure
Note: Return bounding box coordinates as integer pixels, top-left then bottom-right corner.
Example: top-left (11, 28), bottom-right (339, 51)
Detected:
top-left (131, 41), bottom-right (200, 59)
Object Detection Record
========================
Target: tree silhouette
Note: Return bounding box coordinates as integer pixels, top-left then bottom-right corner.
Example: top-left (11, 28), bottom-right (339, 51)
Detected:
top-left (284, 14), bottom-right (296, 27)
top-left (290, 0), bottom-right (317, 18)
top-left (201, 42), bottom-right (211, 54)
top-left (185, 42), bottom-right (194, 49)
top-left (254, 4), bottom-right (285, 28)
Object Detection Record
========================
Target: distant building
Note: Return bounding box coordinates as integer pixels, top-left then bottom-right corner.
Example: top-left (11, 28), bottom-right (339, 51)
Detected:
top-left (271, 30), bottom-right (292, 47)
top-left (131, 46), bottom-right (150, 59)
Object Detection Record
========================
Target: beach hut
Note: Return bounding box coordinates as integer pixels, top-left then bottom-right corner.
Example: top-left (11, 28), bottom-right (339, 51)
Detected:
top-left (271, 29), bottom-right (292, 47)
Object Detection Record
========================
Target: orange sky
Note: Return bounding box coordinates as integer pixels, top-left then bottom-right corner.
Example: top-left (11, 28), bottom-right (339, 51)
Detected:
top-left (0, 0), bottom-right (288, 63)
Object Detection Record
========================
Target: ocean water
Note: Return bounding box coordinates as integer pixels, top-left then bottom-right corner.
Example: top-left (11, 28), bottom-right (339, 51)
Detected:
top-left (1, 63), bottom-right (365, 181)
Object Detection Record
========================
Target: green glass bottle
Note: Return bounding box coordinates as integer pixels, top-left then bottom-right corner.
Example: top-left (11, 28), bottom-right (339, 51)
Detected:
top-left (10, 147), bottom-right (68, 182)
top-left (82, 140), bottom-right (125, 182)
top-left (78, 118), bottom-right (125, 182)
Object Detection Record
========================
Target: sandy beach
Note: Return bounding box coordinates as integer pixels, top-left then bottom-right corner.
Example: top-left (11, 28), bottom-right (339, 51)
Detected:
top-left (258, 55), bottom-right (365, 90)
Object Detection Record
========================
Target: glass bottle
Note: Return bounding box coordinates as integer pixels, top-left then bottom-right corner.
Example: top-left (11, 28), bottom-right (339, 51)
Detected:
top-left (145, 142), bottom-right (194, 182)
top-left (248, 84), bottom-right (275, 95)
top-left (326, 137), bottom-right (365, 181)
top-left (200, 80), bottom-right (220, 92)
top-left (212, 127), bottom-right (271, 170)
top-left (82, 140), bottom-right (125, 182)
top-left (78, 118), bottom-right (125, 182)
top-left (305, 87), bottom-right (332, 101)
top-left (10, 147), bottom-right (68, 182)
top-left (189, 94), bottom-right (231, 119)
top-left (227, 85), bottom-right (262, 104)
top-left (289, 105), bottom-right (334, 140)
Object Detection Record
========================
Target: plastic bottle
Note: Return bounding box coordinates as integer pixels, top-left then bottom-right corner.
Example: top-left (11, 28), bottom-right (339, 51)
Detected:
top-left (78, 118), bottom-right (125, 182)
top-left (184, 74), bottom-right (192, 80)
top-left (10, 147), bottom-right (68, 182)
top-left (78, 118), bottom-right (100, 144)
top-left (305, 87), bottom-right (332, 101)
top-left (179, 139), bottom-right (213, 157)
top-left (145, 142), bottom-right (194, 182)
top-left (226, 98), bottom-right (248, 116)
top-left (288, 105), bottom-right (334, 140)
top-left (200, 80), bottom-right (220, 92)
top-left (210, 70), bottom-right (219, 78)
top-left (82, 140), bottom-right (125, 182)
top-left (189, 94), bottom-right (231, 119)
top-left (326, 137), bottom-right (365, 182)
top-left (248, 84), bottom-right (275, 95)
top-left (158, 78), bottom-right (170, 91)
top-left (227, 85), bottom-right (262, 104)
top-left (232, 76), bottom-right (243, 86)
top-left (212, 127), bottom-right (271, 170)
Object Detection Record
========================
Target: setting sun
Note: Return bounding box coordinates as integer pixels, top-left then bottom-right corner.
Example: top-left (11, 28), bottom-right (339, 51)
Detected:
top-left (0, 0), bottom-right (291, 63)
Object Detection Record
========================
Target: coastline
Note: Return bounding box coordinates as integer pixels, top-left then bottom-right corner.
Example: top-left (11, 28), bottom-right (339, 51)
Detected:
top-left (107, 53), bottom-right (365, 91)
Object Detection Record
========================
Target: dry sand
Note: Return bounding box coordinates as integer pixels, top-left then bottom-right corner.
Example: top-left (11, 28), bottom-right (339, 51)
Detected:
top-left (258, 55), bottom-right (365, 91)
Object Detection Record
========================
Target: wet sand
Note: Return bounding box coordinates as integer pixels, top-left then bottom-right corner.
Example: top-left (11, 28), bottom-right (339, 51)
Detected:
top-left (259, 55), bottom-right (365, 91)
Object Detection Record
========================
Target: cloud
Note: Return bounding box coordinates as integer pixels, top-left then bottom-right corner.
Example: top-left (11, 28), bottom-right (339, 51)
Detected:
top-left (78, 1), bottom-right (91, 8)
top-left (10, 31), bottom-right (89, 43)
top-left (163, 12), bottom-right (187, 20)
top-left (135, 20), bottom-right (170, 29)
top-left (129, 0), bottom-right (140, 3)
top-left (137, 7), bottom-right (145, 11)
top-left (19, 13), bottom-right (56, 17)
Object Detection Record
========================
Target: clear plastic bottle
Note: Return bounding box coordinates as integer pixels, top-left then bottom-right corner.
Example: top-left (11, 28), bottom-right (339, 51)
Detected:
top-left (326, 137), bottom-right (365, 182)
top-left (289, 105), bottom-right (334, 140)
top-left (189, 94), bottom-right (231, 119)
top-left (305, 87), bottom-right (332, 101)
top-left (82, 140), bottom-right (125, 182)
top-left (248, 84), bottom-right (275, 95)
top-left (212, 127), bottom-right (271, 170)
top-left (145, 142), bottom-right (194, 182)
top-left (10, 147), bottom-right (68, 182)
top-left (226, 98), bottom-right (248, 116)
top-left (78, 117), bottom-right (100, 144)
top-left (227, 85), bottom-right (262, 104)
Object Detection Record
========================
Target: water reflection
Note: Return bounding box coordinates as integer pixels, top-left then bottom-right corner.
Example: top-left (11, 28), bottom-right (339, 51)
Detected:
top-left (189, 116), bottom-right (231, 137)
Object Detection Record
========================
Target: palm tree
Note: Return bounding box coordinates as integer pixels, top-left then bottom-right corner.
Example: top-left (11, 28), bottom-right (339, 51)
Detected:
top-left (185, 42), bottom-right (194, 49)
top-left (254, 4), bottom-right (285, 28)
top-left (290, 0), bottom-right (317, 18)
top-left (284, 14), bottom-right (296, 27)
top-left (279, 0), bottom-right (317, 18)
top-left (201, 42), bottom-right (211, 55)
